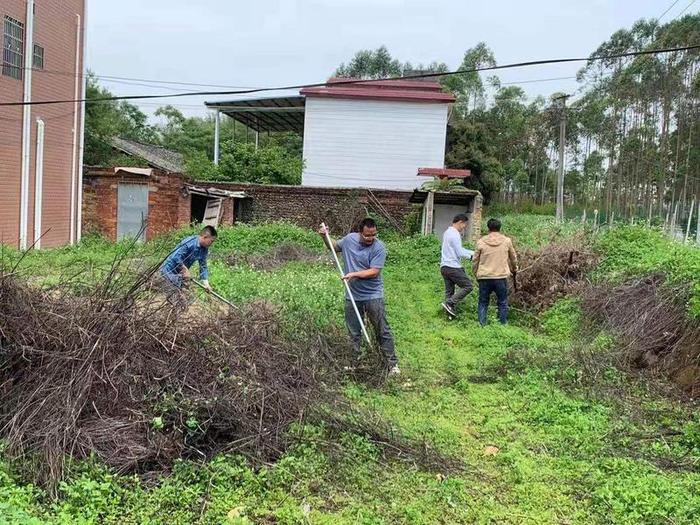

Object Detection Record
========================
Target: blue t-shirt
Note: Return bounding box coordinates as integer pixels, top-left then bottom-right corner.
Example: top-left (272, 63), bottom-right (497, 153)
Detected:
top-left (336, 233), bottom-right (387, 301)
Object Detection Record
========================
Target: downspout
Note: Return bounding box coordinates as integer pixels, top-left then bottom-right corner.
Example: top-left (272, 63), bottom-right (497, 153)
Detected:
top-left (19, 0), bottom-right (35, 250)
top-left (33, 118), bottom-right (44, 248)
top-left (69, 13), bottom-right (81, 244)
top-left (76, 4), bottom-right (87, 242)
top-left (214, 109), bottom-right (220, 164)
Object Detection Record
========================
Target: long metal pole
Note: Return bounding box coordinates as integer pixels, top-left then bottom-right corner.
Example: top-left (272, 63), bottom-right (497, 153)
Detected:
top-left (214, 109), bottom-right (221, 165)
top-left (193, 279), bottom-right (239, 310)
top-left (556, 95), bottom-right (569, 223)
top-left (321, 222), bottom-right (371, 346)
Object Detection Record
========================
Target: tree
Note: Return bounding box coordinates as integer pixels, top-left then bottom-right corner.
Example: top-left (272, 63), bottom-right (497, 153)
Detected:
top-left (335, 46), bottom-right (403, 79)
top-left (84, 73), bottom-right (157, 166)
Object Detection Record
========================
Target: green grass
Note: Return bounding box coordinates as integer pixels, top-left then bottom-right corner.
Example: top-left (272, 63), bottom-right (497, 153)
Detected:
top-left (595, 225), bottom-right (700, 317)
top-left (1, 216), bottom-right (699, 524)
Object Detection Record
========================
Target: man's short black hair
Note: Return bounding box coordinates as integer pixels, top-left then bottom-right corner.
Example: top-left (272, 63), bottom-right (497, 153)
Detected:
top-left (200, 225), bottom-right (218, 237)
top-left (452, 213), bottom-right (469, 224)
top-left (359, 217), bottom-right (377, 231)
top-left (487, 218), bottom-right (502, 232)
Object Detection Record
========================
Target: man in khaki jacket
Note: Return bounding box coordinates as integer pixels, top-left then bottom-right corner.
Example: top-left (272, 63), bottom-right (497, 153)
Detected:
top-left (472, 218), bottom-right (518, 325)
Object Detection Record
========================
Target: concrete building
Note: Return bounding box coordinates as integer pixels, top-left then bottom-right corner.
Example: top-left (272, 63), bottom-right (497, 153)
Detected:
top-left (0, 0), bottom-right (86, 249)
top-left (206, 79), bottom-right (456, 191)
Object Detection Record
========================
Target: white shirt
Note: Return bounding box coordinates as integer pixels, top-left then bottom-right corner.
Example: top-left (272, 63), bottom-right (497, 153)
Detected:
top-left (440, 226), bottom-right (474, 268)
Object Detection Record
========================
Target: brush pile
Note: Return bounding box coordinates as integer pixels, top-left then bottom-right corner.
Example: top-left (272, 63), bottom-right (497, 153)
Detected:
top-left (510, 234), bottom-right (597, 309)
top-left (581, 275), bottom-right (700, 395)
top-left (0, 264), bottom-right (366, 489)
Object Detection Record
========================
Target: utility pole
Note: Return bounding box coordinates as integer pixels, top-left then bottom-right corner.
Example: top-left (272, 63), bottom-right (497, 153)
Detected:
top-left (555, 94), bottom-right (570, 223)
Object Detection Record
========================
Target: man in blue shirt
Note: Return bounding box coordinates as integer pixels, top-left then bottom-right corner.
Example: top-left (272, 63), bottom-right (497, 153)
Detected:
top-left (440, 213), bottom-right (475, 318)
top-left (160, 225), bottom-right (217, 307)
top-left (319, 218), bottom-right (399, 375)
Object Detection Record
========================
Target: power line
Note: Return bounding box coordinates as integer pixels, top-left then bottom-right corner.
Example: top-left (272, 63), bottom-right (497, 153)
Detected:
top-left (15, 64), bottom-right (262, 91)
top-left (658, 0), bottom-right (682, 20)
top-left (1, 44), bottom-right (698, 108)
top-left (675, 0), bottom-right (697, 18)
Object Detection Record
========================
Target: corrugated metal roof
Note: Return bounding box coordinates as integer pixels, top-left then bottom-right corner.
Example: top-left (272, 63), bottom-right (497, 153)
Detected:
top-left (205, 95), bottom-right (305, 133)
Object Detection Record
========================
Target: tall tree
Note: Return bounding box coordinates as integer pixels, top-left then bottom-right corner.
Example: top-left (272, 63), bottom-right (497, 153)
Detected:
top-left (84, 73), bottom-right (157, 166)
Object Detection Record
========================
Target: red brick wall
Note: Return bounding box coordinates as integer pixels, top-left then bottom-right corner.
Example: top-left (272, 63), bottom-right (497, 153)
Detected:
top-left (0, 0), bottom-right (85, 248)
top-left (204, 182), bottom-right (419, 234)
top-left (82, 168), bottom-right (191, 241)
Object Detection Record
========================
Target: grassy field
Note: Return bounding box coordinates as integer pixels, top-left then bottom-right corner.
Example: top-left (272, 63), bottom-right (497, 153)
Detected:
top-left (1, 216), bottom-right (699, 524)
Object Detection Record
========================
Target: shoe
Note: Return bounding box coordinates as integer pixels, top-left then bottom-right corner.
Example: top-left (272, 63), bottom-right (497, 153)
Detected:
top-left (388, 365), bottom-right (401, 376)
top-left (441, 302), bottom-right (456, 318)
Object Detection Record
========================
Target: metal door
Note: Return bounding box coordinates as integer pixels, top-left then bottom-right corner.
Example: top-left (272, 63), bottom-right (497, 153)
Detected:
top-left (117, 183), bottom-right (148, 241)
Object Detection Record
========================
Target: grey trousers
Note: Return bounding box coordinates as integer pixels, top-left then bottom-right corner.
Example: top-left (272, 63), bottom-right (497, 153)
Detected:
top-left (157, 273), bottom-right (193, 310)
top-left (344, 298), bottom-right (398, 366)
top-left (440, 266), bottom-right (473, 309)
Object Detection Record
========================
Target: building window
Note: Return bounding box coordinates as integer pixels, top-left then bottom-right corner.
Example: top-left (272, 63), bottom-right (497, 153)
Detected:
top-left (33, 44), bottom-right (43, 69)
top-left (2, 16), bottom-right (24, 80)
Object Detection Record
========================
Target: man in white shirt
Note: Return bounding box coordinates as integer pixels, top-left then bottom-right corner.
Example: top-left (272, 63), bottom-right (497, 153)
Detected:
top-left (440, 214), bottom-right (475, 318)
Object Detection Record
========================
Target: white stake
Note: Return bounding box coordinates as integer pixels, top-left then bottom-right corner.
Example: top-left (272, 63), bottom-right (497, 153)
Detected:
top-left (321, 222), bottom-right (371, 346)
top-left (685, 198), bottom-right (695, 244)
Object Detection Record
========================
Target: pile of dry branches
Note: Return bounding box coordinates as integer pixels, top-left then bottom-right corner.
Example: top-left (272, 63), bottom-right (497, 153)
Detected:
top-left (0, 262), bottom-right (368, 489)
top-left (511, 234), bottom-right (597, 309)
top-left (581, 275), bottom-right (700, 395)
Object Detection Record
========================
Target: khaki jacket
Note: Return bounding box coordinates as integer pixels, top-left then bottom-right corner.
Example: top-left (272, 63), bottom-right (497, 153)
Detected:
top-left (472, 232), bottom-right (518, 280)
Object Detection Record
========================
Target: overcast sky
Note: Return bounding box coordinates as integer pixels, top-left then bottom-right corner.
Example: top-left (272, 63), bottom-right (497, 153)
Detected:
top-left (85, 0), bottom-right (695, 119)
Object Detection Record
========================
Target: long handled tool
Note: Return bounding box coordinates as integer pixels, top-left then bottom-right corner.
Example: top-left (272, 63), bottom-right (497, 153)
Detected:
top-left (192, 279), bottom-right (240, 311)
top-left (321, 222), bottom-right (372, 346)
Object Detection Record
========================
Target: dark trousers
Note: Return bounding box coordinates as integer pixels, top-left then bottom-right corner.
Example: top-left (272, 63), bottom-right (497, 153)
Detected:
top-left (345, 298), bottom-right (398, 366)
top-left (477, 278), bottom-right (508, 325)
top-left (440, 266), bottom-right (473, 309)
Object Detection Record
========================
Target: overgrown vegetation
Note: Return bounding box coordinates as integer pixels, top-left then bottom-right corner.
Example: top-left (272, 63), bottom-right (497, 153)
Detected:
top-left (1, 215), bottom-right (698, 523)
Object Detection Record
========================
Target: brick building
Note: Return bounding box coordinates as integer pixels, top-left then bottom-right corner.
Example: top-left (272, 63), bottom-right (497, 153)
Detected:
top-left (0, 0), bottom-right (86, 249)
top-left (82, 168), bottom-right (242, 242)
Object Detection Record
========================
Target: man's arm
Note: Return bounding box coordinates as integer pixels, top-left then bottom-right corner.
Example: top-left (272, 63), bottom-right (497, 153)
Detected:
top-left (344, 243), bottom-right (386, 281)
top-left (508, 240), bottom-right (518, 272)
top-left (343, 268), bottom-right (380, 281)
top-left (197, 248), bottom-right (211, 290)
top-left (169, 239), bottom-right (190, 278)
top-left (472, 245), bottom-right (482, 275)
top-left (318, 225), bottom-right (341, 252)
top-left (451, 232), bottom-right (474, 260)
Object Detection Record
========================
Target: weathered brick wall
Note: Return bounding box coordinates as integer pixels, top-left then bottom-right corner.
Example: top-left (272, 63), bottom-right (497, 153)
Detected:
top-left (204, 182), bottom-right (419, 233)
top-left (82, 168), bottom-right (191, 241)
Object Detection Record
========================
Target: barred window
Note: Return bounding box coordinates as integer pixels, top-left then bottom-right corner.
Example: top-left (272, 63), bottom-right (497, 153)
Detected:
top-left (3, 16), bottom-right (24, 80)
top-left (33, 44), bottom-right (43, 69)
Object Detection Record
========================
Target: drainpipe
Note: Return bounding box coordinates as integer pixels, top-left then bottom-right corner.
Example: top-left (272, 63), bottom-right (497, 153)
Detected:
top-left (76, 4), bottom-right (87, 242)
top-left (19, 0), bottom-right (35, 250)
top-left (33, 118), bottom-right (44, 248)
top-left (214, 109), bottom-right (220, 164)
top-left (69, 14), bottom-right (81, 244)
